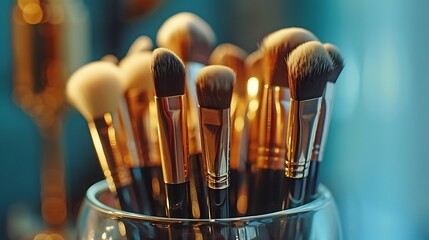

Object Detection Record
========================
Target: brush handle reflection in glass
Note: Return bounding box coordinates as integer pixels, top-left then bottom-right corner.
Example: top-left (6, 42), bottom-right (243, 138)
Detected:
top-left (78, 180), bottom-right (342, 239)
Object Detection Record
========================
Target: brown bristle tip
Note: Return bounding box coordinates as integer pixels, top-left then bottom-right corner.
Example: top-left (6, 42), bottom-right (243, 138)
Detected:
top-left (323, 43), bottom-right (344, 83)
top-left (151, 48), bottom-right (186, 97)
top-left (156, 12), bottom-right (215, 63)
top-left (101, 54), bottom-right (119, 64)
top-left (196, 65), bottom-right (235, 109)
top-left (119, 51), bottom-right (153, 91)
top-left (287, 41), bottom-right (334, 100)
top-left (127, 36), bottom-right (153, 55)
top-left (66, 61), bottom-right (123, 120)
top-left (261, 27), bottom-right (319, 87)
top-left (245, 50), bottom-right (263, 80)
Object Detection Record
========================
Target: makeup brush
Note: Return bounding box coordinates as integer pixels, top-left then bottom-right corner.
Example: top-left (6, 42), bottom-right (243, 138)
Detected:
top-left (305, 43), bottom-right (344, 203)
top-left (126, 35), bottom-right (153, 55)
top-left (151, 48), bottom-right (192, 218)
top-left (284, 41), bottom-right (333, 210)
top-left (157, 12), bottom-right (215, 219)
top-left (196, 65), bottom-right (235, 219)
top-left (66, 61), bottom-right (140, 213)
top-left (119, 51), bottom-right (166, 216)
top-left (209, 43), bottom-right (248, 217)
top-left (250, 28), bottom-right (318, 215)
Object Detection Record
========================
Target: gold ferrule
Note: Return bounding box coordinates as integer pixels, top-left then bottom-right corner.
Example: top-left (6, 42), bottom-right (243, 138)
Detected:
top-left (199, 107), bottom-right (230, 190)
top-left (156, 95), bottom-right (189, 184)
top-left (125, 90), bottom-right (161, 167)
top-left (286, 97), bottom-right (322, 178)
top-left (117, 97), bottom-right (140, 167)
top-left (88, 113), bottom-right (131, 194)
top-left (256, 85), bottom-right (290, 170)
top-left (185, 62), bottom-right (204, 155)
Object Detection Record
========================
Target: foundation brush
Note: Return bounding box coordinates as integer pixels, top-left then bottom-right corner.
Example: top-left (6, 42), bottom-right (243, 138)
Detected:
top-left (66, 61), bottom-right (141, 213)
top-left (304, 43), bottom-right (344, 203)
top-left (151, 48), bottom-right (192, 218)
top-left (250, 28), bottom-right (318, 215)
top-left (284, 41), bottom-right (334, 210)
top-left (209, 43), bottom-right (248, 216)
top-left (119, 51), bottom-right (166, 216)
top-left (157, 12), bottom-right (215, 218)
top-left (196, 65), bottom-right (235, 219)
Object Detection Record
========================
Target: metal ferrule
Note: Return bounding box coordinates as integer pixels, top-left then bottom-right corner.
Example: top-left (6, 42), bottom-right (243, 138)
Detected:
top-left (88, 113), bottom-right (131, 194)
top-left (286, 97), bottom-right (323, 178)
top-left (199, 107), bottom-right (230, 190)
top-left (117, 97), bottom-right (141, 167)
top-left (186, 62), bottom-right (204, 155)
top-left (319, 82), bottom-right (335, 161)
top-left (125, 90), bottom-right (161, 167)
top-left (156, 95), bottom-right (189, 184)
top-left (256, 85), bottom-right (290, 170)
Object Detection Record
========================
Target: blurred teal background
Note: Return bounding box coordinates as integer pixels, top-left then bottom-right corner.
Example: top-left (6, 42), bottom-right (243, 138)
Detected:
top-left (1, 0), bottom-right (429, 239)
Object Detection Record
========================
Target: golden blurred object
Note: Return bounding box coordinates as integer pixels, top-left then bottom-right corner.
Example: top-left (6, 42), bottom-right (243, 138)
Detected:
top-left (12, 0), bottom-right (67, 237)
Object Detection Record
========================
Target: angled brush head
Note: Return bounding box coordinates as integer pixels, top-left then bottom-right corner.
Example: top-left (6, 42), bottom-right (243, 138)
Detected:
top-left (157, 12), bottom-right (215, 64)
top-left (209, 43), bottom-right (247, 95)
top-left (127, 35), bottom-right (153, 55)
top-left (261, 27), bottom-right (319, 87)
top-left (196, 65), bottom-right (235, 110)
top-left (119, 51), bottom-right (153, 92)
top-left (287, 41), bottom-right (334, 100)
top-left (151, 48), bottom-right (186, 97)
top-left (66, 61), bottom-right (123, 120)
top-left (323, 43), bottom-right (344, 83)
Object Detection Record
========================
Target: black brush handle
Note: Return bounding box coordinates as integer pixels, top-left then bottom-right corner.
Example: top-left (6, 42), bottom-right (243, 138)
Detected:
top-left (249, 169), bottom-right (285, 215)
top-left (165, 181), bottom-right (192, 218)
top-left (116, 184), bottom-right (141, 213)
top-left (130, 167), bottom-right (153, 215)
top-left (143, 166), bottom-right (166, 217)
top-left (282, 177), bottom-right (306, 210)
top-left (208, 187), bottom-right (230, 219)
top-left (304, 161), bottom-right (320, 203)
top-left (189, 154), bottom-right (209, 219)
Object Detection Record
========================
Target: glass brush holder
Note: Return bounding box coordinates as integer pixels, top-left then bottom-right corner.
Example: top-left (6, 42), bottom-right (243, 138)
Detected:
top-left (78, 180), bottom-right (342, 239)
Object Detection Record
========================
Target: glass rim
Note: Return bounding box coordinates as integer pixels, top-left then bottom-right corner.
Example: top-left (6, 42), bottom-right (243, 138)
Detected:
top-left (85, 180), bottom-right (333, 223)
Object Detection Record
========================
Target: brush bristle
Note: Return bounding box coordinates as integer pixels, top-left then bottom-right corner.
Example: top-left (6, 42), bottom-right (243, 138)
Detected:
top-left (196, 65), bottom-right (235, 109)
top-left (151, 48), bottom-right (186, 97)
top-left (66, 61), bottom-right (123, 120)
top-left (127, 36), bottom-right (153, 55)
top-left (101, 54), bottom-right (119, 64)
top-left (287, 41), bottom-right (334, 100)
top-left (262, 27), bottom-right (319, 87)
top-left (209, 43), bottom-right (247, 95)
top-left (245, 50), bottom-right (264, 81)
top-left (119, 51), bottom-right (153, 92)
top-left (323, 43), bottom-right (344, 83)
top-left (157, 12), bottom-right (215, 64)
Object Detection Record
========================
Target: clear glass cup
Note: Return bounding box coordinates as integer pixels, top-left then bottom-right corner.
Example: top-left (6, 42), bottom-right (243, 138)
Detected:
top-left (78, 181), bottom-right (342, 240)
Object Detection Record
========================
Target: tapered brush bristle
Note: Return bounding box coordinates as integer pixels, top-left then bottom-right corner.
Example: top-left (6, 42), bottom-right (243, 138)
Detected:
top-left (196, 65), bottom-right (235, 110)
top-left (261, 27), bottom-right (319, 87)
top-left (119, 51), bottom-right (153, 91)
top-left (151, 48), bottom-right (186, 97)
top-left (127, 36), bottom-right (153, 55)
top-left (323, 43), bottom-right (344, 83)
top-left (287, 41), bottom-right (334, 100)
top-left (209, 43), bottom-right (247, 94)
top-left (157, 12), bottom-right (215, 64)
top-left (66, 61), bottom-right (123, 120)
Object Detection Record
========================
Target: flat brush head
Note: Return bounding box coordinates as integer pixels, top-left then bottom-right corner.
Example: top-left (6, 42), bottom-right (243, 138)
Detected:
top-left (151, 48), bottom-right (186, 97)
top-left (262, 27), bottom-right (319, 87)
top-left (157, 12), bottom-right (215, 64)
top-left (66, 61), bottom-right (123, 120)
top-left (287, 41), bottom-right (334, 100)
top-left (196, 65), bottom-right (235, 110)
top-left (323, 43), bottom-right (344, 83)
top-left (209, 43), bottom-right (247, 94)
top-left (119, 51), bottom-right (153, 92)
top-left (127, 35), bottom-right (153, 55)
